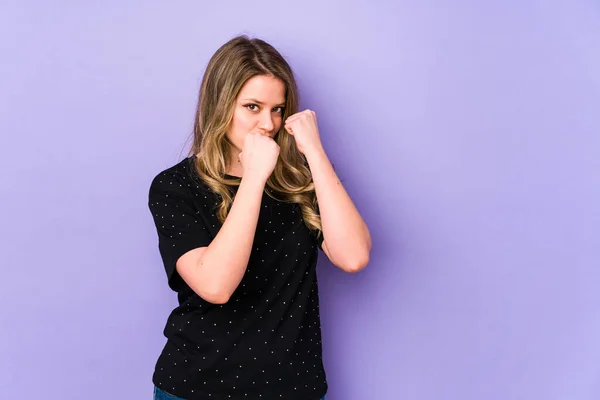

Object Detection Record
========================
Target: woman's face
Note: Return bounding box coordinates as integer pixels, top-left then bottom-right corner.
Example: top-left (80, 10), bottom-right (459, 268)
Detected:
top-left (226, 74), bottom-right (286, 154)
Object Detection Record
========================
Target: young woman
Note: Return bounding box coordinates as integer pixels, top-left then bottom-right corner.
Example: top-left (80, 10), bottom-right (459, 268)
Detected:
top-left (148, 35), bottom-right (371, 400)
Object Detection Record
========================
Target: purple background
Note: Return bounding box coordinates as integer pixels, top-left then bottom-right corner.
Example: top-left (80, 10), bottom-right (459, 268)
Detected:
top-left (1, 1), bottom-right (599, 399)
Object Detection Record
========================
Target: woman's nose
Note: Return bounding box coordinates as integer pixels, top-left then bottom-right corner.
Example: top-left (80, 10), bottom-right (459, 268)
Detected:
top-left (258, 112), bottom-right (274, 132)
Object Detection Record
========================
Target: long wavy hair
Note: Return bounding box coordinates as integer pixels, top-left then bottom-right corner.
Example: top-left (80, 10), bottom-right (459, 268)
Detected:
top-left (189, 35), bottom-right (322, 239)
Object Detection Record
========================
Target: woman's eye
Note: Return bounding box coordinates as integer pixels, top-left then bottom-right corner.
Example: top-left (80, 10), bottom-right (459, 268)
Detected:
top-left (245, 104), bottom-right (284, 113)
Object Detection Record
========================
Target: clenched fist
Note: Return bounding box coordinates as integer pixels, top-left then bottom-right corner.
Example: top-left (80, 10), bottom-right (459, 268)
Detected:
top-left (238, 132), bottom-right (280, 183)
top-left (284, 110), bottom-right (324, 156)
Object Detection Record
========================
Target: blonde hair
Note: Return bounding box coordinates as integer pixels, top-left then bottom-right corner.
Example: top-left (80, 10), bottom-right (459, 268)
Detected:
top-left (189, 35), bottom-right (322, 239)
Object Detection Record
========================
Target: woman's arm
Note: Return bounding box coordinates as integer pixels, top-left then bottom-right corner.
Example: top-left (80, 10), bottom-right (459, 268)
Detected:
top-left (176, 133), bottom-right (279, 304)
top-left (305, 147), bottom-right (371, 273)
top-left (176, 175), bottom-right (265, 304)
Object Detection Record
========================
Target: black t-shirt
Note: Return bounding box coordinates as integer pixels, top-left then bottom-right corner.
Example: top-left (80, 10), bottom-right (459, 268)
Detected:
top-left (147, 155), bottom-right (328, 400)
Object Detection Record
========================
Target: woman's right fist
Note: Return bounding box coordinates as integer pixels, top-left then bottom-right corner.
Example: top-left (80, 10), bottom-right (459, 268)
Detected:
top-left (239, 132), bottom-right (280, 182)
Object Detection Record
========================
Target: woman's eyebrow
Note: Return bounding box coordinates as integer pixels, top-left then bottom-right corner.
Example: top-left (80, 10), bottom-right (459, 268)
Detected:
top-left (242, 98), bottom-right (286, 106)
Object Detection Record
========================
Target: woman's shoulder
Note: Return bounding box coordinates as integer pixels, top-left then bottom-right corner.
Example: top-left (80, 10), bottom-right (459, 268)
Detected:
top-left (149, 156), bottom-right (210, 198)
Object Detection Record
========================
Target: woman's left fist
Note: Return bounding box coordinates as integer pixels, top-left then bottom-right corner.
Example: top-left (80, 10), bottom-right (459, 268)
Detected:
top-left (284, 109), bottom-right (323, 156)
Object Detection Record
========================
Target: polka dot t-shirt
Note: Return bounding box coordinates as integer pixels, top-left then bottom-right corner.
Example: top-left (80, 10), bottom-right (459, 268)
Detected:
top-left (147, 155), bottom-right (327, 400)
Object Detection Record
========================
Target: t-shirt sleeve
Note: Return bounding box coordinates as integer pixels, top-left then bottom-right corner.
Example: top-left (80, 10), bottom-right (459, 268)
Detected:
top-left (312, 203), bottom-right (324, 251)
top-left (313, 230), bottom-right (324, 251)
top-left (148, 169), bottom-right (214, 291)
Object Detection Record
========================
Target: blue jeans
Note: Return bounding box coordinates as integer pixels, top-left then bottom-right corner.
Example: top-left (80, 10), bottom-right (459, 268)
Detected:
top-left (154, 385), bottom-right (325, 399)
top-left (153, 386), bottom-right (184, 400)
